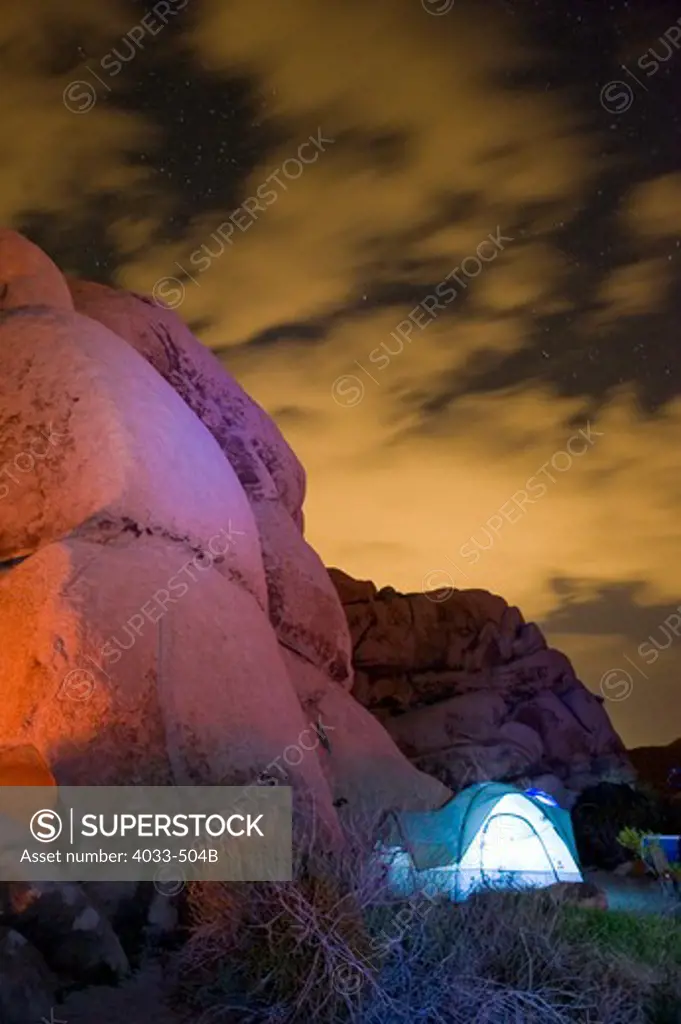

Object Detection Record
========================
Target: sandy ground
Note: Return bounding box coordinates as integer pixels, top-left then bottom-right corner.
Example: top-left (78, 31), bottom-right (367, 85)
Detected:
top-left (586, 868), bottom-right (681, 916)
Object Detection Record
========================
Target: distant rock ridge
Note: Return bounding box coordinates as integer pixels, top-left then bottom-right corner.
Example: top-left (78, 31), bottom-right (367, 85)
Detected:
top-left (328, 568), bottom-right (635, 807)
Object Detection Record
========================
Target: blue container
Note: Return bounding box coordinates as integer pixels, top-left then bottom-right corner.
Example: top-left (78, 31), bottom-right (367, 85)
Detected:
top-left (641, 835), bottom-right (681, 863)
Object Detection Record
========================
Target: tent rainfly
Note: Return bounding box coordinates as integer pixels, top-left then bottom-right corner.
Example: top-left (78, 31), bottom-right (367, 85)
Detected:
top-left (375, 781), bottom-right (583, 901)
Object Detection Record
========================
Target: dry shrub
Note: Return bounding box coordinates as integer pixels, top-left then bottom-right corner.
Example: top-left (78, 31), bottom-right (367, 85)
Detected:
top-left (171, 807), bottom-right (391, 1023)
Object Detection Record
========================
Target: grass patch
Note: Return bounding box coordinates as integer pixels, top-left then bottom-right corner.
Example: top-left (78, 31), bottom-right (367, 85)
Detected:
top-left (559, 905), bottom-right (681, 970)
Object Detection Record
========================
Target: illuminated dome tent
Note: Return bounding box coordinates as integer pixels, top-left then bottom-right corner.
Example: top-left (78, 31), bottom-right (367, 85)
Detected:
top-left (376, 782), bottom-right (583, 901)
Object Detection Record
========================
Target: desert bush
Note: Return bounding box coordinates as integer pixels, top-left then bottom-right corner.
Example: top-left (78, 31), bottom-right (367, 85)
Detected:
top-left (171, 813), bottom-right (393, 1023)
top-left (617, 826), bottom-right (653, 859)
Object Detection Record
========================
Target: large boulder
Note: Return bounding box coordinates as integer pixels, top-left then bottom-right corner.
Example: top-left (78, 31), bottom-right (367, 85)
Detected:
top-left (67, 276), bottom-right (305, 523)
top-left (0, 228), bottom-right (73, 311)
top-left (65, 277), bottom-right (355, 694)
top-left (0, 745), bottom-right (57, 827)
top-left (0, 880), bottom-right (129, 984)
top-left (279, 647), bottom-right (335, 709)
top-left (0, 927), bottom-right (56, 1024)
top-left (0, 744), bottom-right (56, 787)
top-left (1, 538), bottom-right (173, 785)
top-left (413, 722), bottom-right (544, 791)
top-left (318, 687), bottom-right (450, 823)
top-left (279, 649), bottom-right (451, 820)
top-left (252, 500), bottom-right (352, 686)
top-left (0, 536), bottom-right (337, 830)
top-left (558, 683), bottom-right (628, 754)
top-left (384, 691), bottom-right (508, 757)
top-left (327, 568), bottom-right (377, 604)
top-left (0, 307), bottom-right (266, 610)
top-left (331, 572), bottom-right (633, 798)
top-left (512, 691), bottom-right (596, 766)
top-left (343, 585), bottom-right (518, 674)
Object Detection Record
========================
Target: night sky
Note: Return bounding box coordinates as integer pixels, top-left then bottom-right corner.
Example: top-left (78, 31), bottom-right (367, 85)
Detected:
top-left (4, 0), bottom-right (681, 747)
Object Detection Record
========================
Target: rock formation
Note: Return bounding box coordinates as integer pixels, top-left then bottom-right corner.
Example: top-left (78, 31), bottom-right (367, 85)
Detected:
top-left (328, 569), bottom-right (634, 808)
top-left (0, 229), bottom-right (447, 834)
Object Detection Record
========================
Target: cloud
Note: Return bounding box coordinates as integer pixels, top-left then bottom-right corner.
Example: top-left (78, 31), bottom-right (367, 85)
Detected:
top-left (0, 1), bottom-right (158, 230)
top-left (623, 171), bottom-right (681, 238)
top-left (122, 0), bottom-right (599, 346)
top-left (586, 256), bottom-right (673, 328)
top-left (471, 242), bottom-right (572, 315)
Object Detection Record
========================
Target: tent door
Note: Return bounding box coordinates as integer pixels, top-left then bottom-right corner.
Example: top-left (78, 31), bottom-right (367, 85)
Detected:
top-left (478, 812), bottom-right (560, 883)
